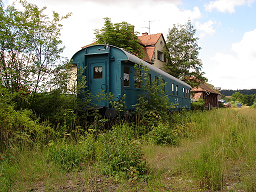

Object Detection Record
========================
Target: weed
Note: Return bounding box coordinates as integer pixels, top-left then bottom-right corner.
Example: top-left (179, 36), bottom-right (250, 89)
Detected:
top-left (0, 160), bottom-right (18, 191)
top-left (148, 123), bottom-right (180, 146)
top-left (97, 124), bottom-right (148, 181)
top-left (48, 134), bottom-right (95, 171)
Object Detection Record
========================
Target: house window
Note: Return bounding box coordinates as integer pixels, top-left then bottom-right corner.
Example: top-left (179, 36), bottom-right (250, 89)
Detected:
top-left (157, 51), bottom-right (164, 62)
top-left (176, 85), bottom-right (179, 96)
top-left (124, 67), bottom-right (130, 87)
top-left (93, 66), bottom-right (103, 79)
top-left (172, 83), bottom-right (174, 95)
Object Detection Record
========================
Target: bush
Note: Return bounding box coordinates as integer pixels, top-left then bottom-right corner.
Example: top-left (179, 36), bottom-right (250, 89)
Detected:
top-left (148, 123), bottom-right (180, 146)
top-left (134, 64), bottom-right (171, 129)
top-left (251, 103), bottom-right (256, 108)
top-left (191, 98), bottom-right (205, 110)
top-left (29, 90), bottom-right (77, 129)
top-left (97, 124), bottom-right (148, 180)
top-left (48, 134), bottom-right (95, 171)
top-left (0, 102), bottom-right (54, 150)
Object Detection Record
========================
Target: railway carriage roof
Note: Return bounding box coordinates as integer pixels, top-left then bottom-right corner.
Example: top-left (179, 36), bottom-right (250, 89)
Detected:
top-left (120, 48), bottom-right (192, 89)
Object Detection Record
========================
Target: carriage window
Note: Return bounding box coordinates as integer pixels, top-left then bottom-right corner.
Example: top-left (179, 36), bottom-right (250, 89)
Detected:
top-left (124, 67), bottom-right (130, 87)
top-left (135, 69), bottom-right (141, 88)
top-left (176, 85), bottom-right (179, 96)
top-left (155, 77), bottom-right (158, 85)
top-left (162, 79), bottom-right (165, 91)
top-left (172, 83), bottom-right (174, 95)
top-left (148, 74), bottom-right (151, 86)
top-left (93, 66), bottom-right (103, 79)
top-left (183, 88), bottom-right (185, 98)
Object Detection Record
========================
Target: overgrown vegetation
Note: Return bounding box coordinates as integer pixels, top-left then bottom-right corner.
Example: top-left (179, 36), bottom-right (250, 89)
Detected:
top-left (133, 63), bottom-right (171, 132)
top-left (2, 107), bottom-right (256, 191)
top-left (1, 1), bottom-right (256, 191)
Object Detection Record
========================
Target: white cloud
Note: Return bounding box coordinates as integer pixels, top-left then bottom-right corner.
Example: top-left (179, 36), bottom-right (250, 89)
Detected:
top-left (195, 20), bottom-right (216, 39)
top-left (247, 0), bottom-right (256, 6)
top-left (232, 29), bottom-right (256, 60)
top-left (4, 0), bottom-right (201, 59)
top-left (205, 0), bottom-right (248, 13)
top-left (207, 29), bottom-right (256, 89)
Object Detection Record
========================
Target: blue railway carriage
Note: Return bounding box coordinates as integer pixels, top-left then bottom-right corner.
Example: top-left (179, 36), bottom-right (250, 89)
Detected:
top-left (71, 44), bottom-right (191, 116)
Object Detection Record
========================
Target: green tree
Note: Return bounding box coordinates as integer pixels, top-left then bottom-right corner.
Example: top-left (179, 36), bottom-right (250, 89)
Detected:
top-left (20, 0), bottom-right (72, 93)
top-left (0, 0), bottom-right (29, 92)
top-left (94, 17), bottom-right (145, 58)
top-left (0, 0), bottom-right (72, 94)
top-left (242, 94), bottom-right (256, 106)
top-left (164, 20), bottom-right (206, 87)
top-left (231, 92), bottom-right (243, 103)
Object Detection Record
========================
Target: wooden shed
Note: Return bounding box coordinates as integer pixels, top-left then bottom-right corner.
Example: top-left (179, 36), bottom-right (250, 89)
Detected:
top-left (191, 82), bottom-right (220, 109)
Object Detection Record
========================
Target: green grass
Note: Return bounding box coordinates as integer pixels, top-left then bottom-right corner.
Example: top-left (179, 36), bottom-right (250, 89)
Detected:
top-left (0, 146), bottom-right (67, 191)
top-left (143, 108), bottom-right (256, 191)
top-left (1, 108), bottom-right (256, 191)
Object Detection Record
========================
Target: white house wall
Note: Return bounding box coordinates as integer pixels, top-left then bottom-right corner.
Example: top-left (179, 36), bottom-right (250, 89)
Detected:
top-left (152, 35), bottom-right (166, 70)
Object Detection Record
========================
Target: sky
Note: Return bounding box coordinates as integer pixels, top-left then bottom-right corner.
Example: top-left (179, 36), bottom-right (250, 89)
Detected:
top-left (4, 0), bottom-right (256, 90)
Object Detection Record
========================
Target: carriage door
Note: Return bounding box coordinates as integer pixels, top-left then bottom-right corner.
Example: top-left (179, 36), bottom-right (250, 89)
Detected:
top-left (89, 59), bottom-right (107, 106)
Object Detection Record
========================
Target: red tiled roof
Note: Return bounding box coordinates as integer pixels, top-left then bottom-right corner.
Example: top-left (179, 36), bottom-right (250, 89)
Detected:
top-left (138, 33), bottom-right (162, 46)
top-left (191, 82), bottom-right (220, 95)
top-left (145, 47), bottom-right (155, 61)
top-left (141, 47), bottom-right (151, 63)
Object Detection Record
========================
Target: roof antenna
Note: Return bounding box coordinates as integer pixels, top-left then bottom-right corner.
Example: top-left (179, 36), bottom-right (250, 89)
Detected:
top-left (142, 20), bottom-right (159, 35)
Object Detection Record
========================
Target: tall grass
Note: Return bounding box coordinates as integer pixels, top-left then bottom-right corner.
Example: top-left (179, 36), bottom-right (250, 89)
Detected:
top-left (0, 146), bottom-right (67, 191)
top-left (1, 108), bottom-right (256, 191)
top-left (144, 108), bottom-right (256, 191)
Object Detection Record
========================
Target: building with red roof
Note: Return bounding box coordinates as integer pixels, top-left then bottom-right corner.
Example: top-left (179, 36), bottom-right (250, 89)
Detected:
top-left (138, 32), bottom-right (167, 69)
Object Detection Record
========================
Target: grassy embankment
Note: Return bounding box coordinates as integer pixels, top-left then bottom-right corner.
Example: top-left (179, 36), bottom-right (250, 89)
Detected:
top-left (1, 108), bottom-right (256, 191)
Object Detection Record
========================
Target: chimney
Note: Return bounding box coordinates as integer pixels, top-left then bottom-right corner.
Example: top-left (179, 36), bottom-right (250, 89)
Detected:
top-left (142, 32), bottom-right (148, 36)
